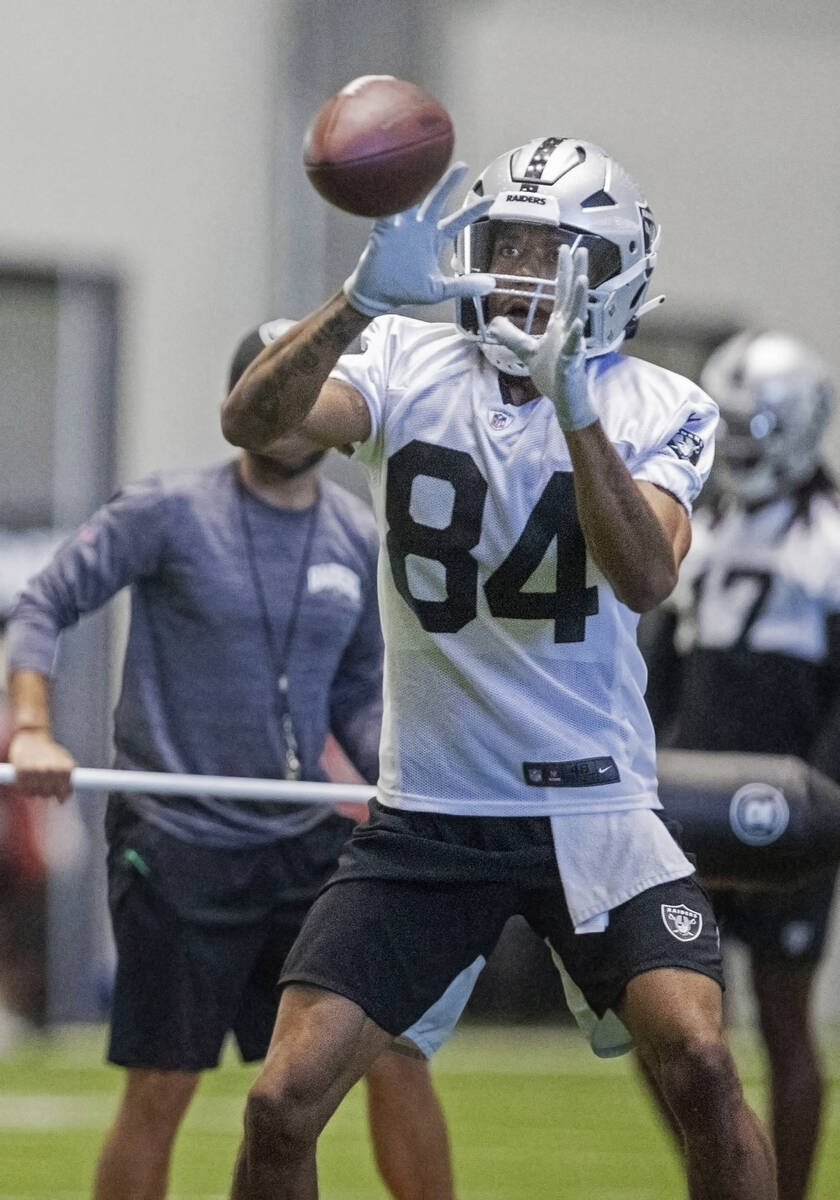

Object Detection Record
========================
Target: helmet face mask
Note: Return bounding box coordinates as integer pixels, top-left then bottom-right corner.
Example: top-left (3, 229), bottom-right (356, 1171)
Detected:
top-left (701, 332), bottom-right (836, 506)
top-left (454, 137), bottom-right (662, 373)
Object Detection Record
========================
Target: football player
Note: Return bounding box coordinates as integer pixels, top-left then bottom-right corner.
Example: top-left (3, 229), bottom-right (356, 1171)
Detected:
top-left (643, 330), bottom-right (840, 1200)
top-left (222, 140), bottom-right (775, 1199)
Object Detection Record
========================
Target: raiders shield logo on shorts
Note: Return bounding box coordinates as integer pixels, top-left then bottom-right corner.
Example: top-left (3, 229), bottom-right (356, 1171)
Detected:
top-left (661, 903), bottom-right (702, 942)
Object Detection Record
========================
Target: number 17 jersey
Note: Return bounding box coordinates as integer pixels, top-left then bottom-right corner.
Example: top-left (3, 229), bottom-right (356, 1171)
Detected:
top-left (332, 315), bottom-right (718, 817)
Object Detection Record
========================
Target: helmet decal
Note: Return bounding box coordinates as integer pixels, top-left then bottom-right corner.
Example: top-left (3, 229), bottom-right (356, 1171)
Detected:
top-left (522, 137), bottom-right (574, 181)
top-left (581, 188), bottom-right (617, 209)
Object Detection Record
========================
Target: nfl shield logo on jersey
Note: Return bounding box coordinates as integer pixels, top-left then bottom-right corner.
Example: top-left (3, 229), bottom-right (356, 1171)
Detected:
top-left (488, 409), bottom-right (513, 431)
top-left (661, 903), bottom-right (703, 942)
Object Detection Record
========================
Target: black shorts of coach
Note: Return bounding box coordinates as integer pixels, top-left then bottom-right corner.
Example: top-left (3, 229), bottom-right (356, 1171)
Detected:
top-left (280, 800), bottom-right (724, 1036)
top-left (104, 797), bottom-right (355, 1071)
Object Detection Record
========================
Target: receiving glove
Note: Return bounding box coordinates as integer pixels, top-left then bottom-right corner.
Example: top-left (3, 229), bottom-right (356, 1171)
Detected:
top-left (343, 163), bottom-right (496, 317)
top-left (489, 244), bottom-right (597, 431)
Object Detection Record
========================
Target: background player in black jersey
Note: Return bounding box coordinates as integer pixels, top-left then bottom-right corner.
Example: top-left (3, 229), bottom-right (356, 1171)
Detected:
top-left (642, 330), bottom-right (840, 1200)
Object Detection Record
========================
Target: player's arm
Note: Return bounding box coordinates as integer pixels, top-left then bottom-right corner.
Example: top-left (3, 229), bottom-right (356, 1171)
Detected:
top-left (221, 163), bottom-right (495, 457)
top-left (564, 427), bottom-right (690, 611)
top-left (221, 294), bottom-right (373, 456)
top-left (490, 243), bottom-right (690, 611)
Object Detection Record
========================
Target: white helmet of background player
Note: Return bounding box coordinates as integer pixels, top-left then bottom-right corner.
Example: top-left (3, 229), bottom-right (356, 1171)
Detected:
top-left (453, 137), bottom-right (663, 375)
top-left (701, 331), bottom-right (836, 505)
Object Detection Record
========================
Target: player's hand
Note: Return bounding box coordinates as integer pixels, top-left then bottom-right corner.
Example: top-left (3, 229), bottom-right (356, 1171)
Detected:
top-left (343, 162), bottom-right (496, 317)
top-left (489, 244), bottom-right (597, 431)
top-left (8, 729), bottom-right (75, 801)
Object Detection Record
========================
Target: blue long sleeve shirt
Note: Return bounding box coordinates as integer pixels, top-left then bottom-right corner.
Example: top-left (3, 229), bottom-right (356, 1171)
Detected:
top-left (7, 460), bottom-right (383, 846)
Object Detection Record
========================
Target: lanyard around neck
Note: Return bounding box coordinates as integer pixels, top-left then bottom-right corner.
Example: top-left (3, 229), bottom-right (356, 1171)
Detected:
top-left (236, 473), bottom-right (319, 781)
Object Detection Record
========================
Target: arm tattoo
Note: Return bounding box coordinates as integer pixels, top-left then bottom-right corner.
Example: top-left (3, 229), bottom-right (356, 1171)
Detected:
top-left (228, 295), bottom-right (370, 447)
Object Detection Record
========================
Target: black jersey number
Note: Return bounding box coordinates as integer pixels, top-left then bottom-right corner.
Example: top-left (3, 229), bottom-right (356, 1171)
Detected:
top-left (385, 440), bottom-right (598, 642)
top-left (725, 568), bottom-right (774, 648)
top-left (386, 441), bottom-right (487, 633)
top-left (693, 567), bottom-right (774, 648)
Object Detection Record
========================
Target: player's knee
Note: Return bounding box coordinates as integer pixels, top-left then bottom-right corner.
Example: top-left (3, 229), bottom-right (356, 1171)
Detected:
top-left (658, 1035), bottom-right (742, 1122)
top-left (243, 1074), bottom-right (323, 1163)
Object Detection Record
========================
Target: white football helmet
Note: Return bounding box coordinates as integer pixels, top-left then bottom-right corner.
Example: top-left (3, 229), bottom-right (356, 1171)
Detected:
top-left (453, 137), bottom-right (663, 374)
top-left (701, 331), bottom-right (836, 505)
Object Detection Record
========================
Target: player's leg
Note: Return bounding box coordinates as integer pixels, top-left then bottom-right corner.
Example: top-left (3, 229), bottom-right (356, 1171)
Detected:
top-left (363, 958), bottom-right (485, 1199)
top-left (620, 965), bottom-right (776, 1200)
top-left (229, 819), bottom-right (403, 1198)
top-left (723, 873), bottom-right (835, 1200)
top-left (365, 1047), bottom-right (455, 1200)
top-left (236, 812), bottom-right (458, 1199)
top-left (631, 885), bottom-right (734, 1158)
top-left (751, 958), bottom-right (821, 1200)
top-left (230, 839), bottom-right (512, 1200)
top-left (231, 983), bottom-right (393, 1200)
top-left (232, 951), bottom-right (485, 1200)
top-left (531, 874), bottom-right (775, 1199)
top-left (633, 1048), bottom-right (683, 1148)
top-left (93, 1069), bottom-right (200, 1200)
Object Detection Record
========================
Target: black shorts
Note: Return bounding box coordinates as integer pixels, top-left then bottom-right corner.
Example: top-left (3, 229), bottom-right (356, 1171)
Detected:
top-left (280, 801), bottom-right (723, 1037)
top-left (711, 868), bottom-right (838, 966)
top-left (105, 798), bottom-right (354, 1071)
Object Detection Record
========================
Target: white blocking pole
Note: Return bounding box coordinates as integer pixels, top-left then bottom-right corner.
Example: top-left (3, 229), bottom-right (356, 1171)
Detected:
top-left (0, 763), bottom-right (370, 805)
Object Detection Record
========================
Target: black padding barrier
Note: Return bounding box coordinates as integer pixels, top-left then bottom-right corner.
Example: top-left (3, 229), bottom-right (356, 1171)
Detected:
top-left (657, 751), bottom-right (840, 889)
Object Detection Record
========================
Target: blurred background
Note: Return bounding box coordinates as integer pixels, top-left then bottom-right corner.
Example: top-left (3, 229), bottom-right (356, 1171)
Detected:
top-left (0, 0), bottom-right (838, 1041)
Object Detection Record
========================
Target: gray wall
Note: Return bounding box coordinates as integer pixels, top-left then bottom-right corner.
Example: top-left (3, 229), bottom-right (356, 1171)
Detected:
top-left (3, 1), bottom-right (837, 474)
top-left (0, 0), bottom-right (283, 479)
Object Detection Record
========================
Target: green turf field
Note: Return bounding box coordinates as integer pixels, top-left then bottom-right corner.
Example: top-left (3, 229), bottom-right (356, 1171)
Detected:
top-left (1, 1022), bottom-right (839, 1198)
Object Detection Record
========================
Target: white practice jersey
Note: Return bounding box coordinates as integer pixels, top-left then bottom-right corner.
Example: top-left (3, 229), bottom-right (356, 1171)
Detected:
top-left (670, 494), bottom-right (840, 663)
top-left (333, 316), bottom-right (717, 816)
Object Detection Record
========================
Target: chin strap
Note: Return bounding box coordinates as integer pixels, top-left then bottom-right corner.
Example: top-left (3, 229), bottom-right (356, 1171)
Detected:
top-left (635, 293), bottom-right (666, 320)
top-left (478, 339), bottom-right (530, 377)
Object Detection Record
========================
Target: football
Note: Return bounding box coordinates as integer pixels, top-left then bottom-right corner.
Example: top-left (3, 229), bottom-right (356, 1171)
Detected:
top-left (303, 75), bottom-right (455, 218)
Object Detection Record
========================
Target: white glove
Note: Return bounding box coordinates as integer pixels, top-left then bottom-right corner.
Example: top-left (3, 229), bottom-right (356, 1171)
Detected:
top-left (489, 244), bottom-right (597, 431)
top-left (343, 163), bottom-right (496, 317)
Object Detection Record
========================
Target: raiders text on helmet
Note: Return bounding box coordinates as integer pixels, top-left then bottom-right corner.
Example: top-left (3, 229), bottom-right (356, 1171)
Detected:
top-left (701, 332), bottom-right (836, 505)
top-left (454, 137), bottom-right (663, 374)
